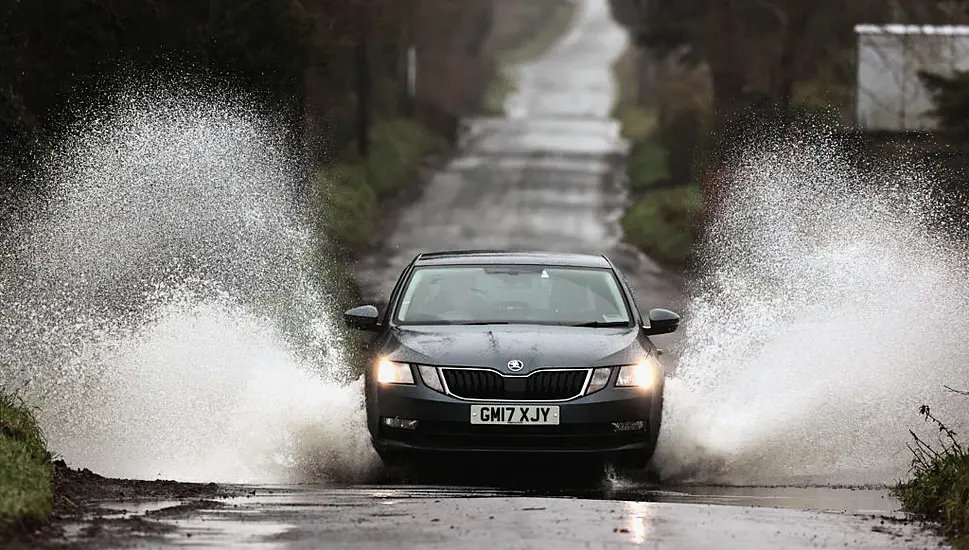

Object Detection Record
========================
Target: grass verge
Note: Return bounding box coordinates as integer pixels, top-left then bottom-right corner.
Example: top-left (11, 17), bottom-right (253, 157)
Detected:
top-left (482, 0), bottom-right (578, 115)
top-left (482, 69), bottom-right (516, 117)
top-left (312, 117), bottom-right (449, 377)
top-left (611, 48), bottom-right (698, 269)
top-left (627, 135), bottom-right (671, 193)
top-left (0, 389), bottom-right (53, 533)
top-left (621, 185), bottom-right (702, 268)
top-left (612, 68), bottom-right (671, 194)
top-left (313, 117), bottom-right (448, 255)
top-left (893, 392), bottom-right (969, 548)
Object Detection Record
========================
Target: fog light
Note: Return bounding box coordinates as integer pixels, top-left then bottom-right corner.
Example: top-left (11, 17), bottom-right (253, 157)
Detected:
top-left (382, 417), bottom-right (419, 430)
top-left (612, 420), bottom-right (645, 432)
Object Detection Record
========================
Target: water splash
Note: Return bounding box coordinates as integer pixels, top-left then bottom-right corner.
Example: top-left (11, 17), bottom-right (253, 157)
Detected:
top-left (656, 134), bottom-right (969, 485)
top-left (0, 89), bottom-right (378, 483)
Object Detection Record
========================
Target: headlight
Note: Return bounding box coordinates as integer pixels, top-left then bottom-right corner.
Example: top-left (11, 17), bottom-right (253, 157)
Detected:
top-left (586, 367), bottom-right (612, 394)
top-left (376, 358), bottom-right (415, 385)
top-left (418, 365), bottom-right (444, 392)
top-left (616, 356), bottom-right (660, 389)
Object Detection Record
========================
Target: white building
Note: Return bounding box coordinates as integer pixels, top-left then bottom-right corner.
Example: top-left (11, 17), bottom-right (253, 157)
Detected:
top-left (855, 24), bottom-right (969, 130)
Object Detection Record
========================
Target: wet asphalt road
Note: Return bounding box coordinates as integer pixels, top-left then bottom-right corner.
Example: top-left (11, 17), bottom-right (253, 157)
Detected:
top-left (87, 485), bottom-right (935, 549)
top-left (74, 0), bottom-right (942, 548)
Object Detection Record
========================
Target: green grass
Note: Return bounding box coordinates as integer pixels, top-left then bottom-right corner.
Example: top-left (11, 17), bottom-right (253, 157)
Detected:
top-left (611, 47), bottom-right (641, 123)
top-left (364, 120), bottom-right (448, 197)
top-left (893, 399), bottom-right (969, 548)
top-left (0, 389), bottom-right (53, 530)
top-left (621, 185), bottom-right (702, 268)
top-left (610, 48), bottom-right (698, 268)
top-left (627, 137), bottom-right (671, 192)
top-left (313, 117), bottom-right (448, 254)
top-left (612, 57), bottom-right (671, 191)
top-left (616, 104), bottom-right (655, 142)
top-left (614, 103), bottom-right (671, 194)
top-left (482, 0), bottom-right (577, 115)
top-left (482, 68), bottom-right (516, 116)
top-left (312, 118), bottom-right (448, 376)
top-left (613, 107), bottom-right (670, 192)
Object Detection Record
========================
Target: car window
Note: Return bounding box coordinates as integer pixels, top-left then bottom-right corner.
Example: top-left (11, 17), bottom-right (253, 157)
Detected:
top-left (395, 265), bottom-right (632, 326)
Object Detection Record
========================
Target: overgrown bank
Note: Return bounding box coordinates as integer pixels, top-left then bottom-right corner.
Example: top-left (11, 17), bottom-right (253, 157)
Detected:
top-left (314, 119), bottom-right (448, 258)
top-left (894, 393), bottom-right (969, 548)
top-left (0, 391), bottom-right (52, 536)
top-left (312, 116), bottom-right (447, 360)
top-left (611, 49), bottom-right (703, 270)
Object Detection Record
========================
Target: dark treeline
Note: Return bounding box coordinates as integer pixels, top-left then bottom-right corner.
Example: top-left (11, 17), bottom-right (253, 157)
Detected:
top-left (1, 0), bottom-right (309, 204)
top-left (0, 0), bottom-right (493, 216)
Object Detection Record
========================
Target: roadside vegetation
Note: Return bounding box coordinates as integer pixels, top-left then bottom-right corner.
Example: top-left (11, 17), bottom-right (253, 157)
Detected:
top-left (314, 119), bottom-right (448, 256)
top-left (482, 0), bottom-right (578, 115)
top-left (313, 117), bottom-right (448, 351)
top-left (607, 0), bottom-right (969, 270)
top-left (622, 186), bottom-right (702, 268)
top-left (319, 0), bottom-right (581, 311)
top-left (611, 49), bottom-right (703, 269)
top-left (0, 389), bottom-right (53, 533)
top-left (894, 390), bottom-right (969, 548)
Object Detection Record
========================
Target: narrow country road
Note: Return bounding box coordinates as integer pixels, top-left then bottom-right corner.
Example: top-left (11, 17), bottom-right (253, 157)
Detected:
top-left (59, 1), bottom-right (943, 548)
top-left (352, 0), bottom-right (685, 359)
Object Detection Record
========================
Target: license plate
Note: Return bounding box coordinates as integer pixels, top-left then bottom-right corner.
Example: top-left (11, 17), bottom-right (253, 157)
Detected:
top-left (470, 405), bottom-right (560, 425)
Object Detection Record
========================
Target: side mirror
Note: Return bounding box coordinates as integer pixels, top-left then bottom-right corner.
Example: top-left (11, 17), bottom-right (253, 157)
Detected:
top-left (644, 308), bottom-right (679, 336)
top-left (344, 305), bottom-right (381, 332)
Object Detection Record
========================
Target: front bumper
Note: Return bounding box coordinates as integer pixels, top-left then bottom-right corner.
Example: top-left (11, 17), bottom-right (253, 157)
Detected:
top-left (368, 382), bottom-right (656, 456)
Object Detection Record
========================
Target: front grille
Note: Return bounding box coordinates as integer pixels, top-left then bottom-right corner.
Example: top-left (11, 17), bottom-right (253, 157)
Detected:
top-left (440, 368), bottom-right (588, 401)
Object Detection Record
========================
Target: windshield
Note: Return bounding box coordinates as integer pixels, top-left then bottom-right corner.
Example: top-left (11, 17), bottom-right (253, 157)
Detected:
top-left (394, 265), bottom-right (632, 326)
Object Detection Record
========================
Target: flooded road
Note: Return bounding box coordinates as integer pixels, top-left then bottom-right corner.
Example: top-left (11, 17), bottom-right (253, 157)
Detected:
top-left (332, 0), bottom-right (939, 548)
top-left (75, 484), bottom-right (937, 549)
top-left (42, 0), bottom-right (946, 548)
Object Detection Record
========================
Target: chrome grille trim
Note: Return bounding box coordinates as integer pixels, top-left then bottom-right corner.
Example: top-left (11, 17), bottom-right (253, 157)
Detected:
top-left (437, 367), bottom-right (592, 402)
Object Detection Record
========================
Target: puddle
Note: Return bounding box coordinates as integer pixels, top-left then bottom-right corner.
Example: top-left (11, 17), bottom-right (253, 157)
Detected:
top-left (97, 499), bottom-right (186, 516)
top-left (162, 517), bottom-right (296, 548)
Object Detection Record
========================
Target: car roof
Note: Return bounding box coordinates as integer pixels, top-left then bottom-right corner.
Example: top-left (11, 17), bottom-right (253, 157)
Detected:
top-left (412, 250), bottom-right (613, 268)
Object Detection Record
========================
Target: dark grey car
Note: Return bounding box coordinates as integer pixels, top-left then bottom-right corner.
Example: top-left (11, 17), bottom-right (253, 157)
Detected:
top-left (343, 250), bottom-right (680, 468)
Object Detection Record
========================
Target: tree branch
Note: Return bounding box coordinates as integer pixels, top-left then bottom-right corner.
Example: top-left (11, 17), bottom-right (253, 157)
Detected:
top-left (944, 385), bottom-right (969, 397)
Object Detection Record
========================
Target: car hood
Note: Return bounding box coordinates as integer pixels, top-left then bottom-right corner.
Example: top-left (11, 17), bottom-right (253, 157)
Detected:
top-left (380, 324), bottom-right (648, 372)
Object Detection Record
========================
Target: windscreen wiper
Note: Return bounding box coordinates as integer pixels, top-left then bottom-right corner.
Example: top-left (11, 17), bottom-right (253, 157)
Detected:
top-left (452, 321), bottom-right (514, 325)
top-left (569, 321), bottom-right (631, 328)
